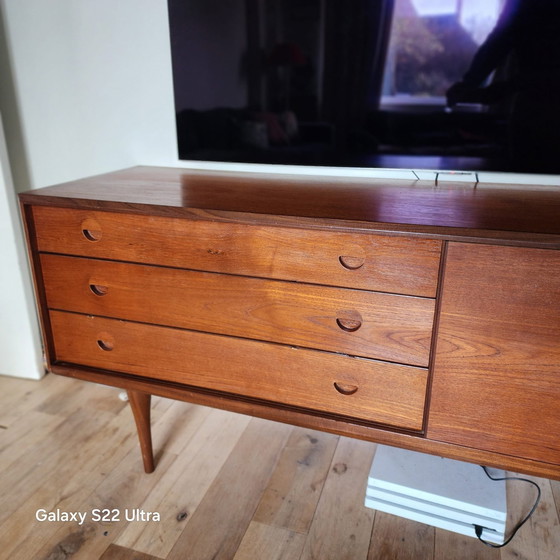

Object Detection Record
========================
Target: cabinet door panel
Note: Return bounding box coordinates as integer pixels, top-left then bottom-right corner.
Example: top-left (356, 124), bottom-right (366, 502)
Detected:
top-left (429, 243), bottom-right (560, 464)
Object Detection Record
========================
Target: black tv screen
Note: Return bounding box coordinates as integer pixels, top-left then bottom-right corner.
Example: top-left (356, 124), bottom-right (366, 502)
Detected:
top-left (167, 0), bottom-right (560, 178)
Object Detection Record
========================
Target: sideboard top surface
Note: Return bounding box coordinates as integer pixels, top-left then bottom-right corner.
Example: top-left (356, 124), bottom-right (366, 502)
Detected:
top-left (19, 166), bottom-right (560, 244)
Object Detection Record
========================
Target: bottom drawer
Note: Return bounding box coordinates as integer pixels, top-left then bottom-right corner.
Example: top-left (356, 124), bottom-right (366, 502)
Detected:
top-left (49, 311), bottom-right (428, 431)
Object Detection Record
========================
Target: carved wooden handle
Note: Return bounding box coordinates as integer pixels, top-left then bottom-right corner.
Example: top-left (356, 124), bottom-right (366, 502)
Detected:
top-left (97, 339), bottom-right (114, 351)
top-left (81, 218), bottom-right (102, 242)
top-left (333, 382), bottom-right (358, 396)
top-left (82, 229), bottom-right (101, 241)
top-left (338, 255), bottom-right (365, 270)
top-left (336, 317), bottom-right (362, 332)
top-left (89, 284), bottom-right (108, 296)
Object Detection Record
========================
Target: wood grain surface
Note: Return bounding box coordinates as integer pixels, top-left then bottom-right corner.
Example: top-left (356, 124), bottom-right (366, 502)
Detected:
top-left (40, 254), bottom-right (435, 366)
top-left (19, 166), bottom-right (560, 238)
top-left (429, 243), bottom-right (560, 464)
top-left (31, 205), bottom-right (442, 297)
top-left (49, 310), bottom-right (428, 431)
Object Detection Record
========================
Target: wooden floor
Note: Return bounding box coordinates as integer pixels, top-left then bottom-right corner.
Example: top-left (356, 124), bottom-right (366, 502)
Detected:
top-left (0, 373), bottom-right (559, 560)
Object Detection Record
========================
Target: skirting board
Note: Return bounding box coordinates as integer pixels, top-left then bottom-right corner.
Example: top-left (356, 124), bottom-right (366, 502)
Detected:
top-left (365, 445), bottom-right (507, 544)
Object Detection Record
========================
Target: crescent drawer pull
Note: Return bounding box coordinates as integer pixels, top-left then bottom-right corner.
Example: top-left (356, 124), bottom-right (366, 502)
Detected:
top-left (89, 284), bottom-right (109, 296)
top-left (333, 382), bottom-right (359, 396)
top-left (82, 228), bottom-right (102, 242)
top-left (336, 317), bottom-right (362, 332)
top-left (338, 255), bottom-right (365, 270)
top-left (97, 339), bottom-right (114, 352)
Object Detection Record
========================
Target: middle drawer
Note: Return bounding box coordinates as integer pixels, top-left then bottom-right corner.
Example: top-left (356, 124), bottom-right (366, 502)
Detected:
top-left (41, 254), bottom-right (435, 366)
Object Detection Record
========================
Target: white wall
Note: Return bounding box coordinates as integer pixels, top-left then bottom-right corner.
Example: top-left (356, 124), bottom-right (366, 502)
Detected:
top-left (1, 0), bottom-right (178, 191)
top-left (0, 114), bottom-right (43, 378)
top-left (0, 0), bottom-right (181, 377)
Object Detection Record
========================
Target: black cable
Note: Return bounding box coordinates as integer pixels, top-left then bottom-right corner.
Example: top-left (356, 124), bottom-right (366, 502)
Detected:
top-left (473, 466), bottom-right (541, 548)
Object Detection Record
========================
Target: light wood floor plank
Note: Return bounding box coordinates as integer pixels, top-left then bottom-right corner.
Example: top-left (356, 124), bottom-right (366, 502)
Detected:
top-left (551, 479), bottom-right (560, 520)
top-left (368, 512), bottom-right (435, 560)
top-left (149, 398), bottom-right (212, 457)
top-left (526, 478), bottom-right (560, 560)
top-left (31, 450), bottom-right (178, 560)
top-left (299, 437), bottom-right (376, 560)
top-left (166, 417), bottom-right (291, 560)
top-left (116, 406), bottom-right (251, 557)
top-left (0, 407), bottom-right (118, 526)
top-left (36, 378), bottom-right (127, 418)
top-left (435, 529), bottom-right (500, 560)
top-left (1, 373), bottom-right (560, 560)
top-left (0, 402), bottom-right (157, 559)
top-left (99, 544), bottom-right (164, 560)
top-left (500, 476), bottom-right (553, 560)
top-left (0, 409), bottom-right (65, 471)
top-left (252, 427), bottom-right (339, 534)
top-left (0, 375), bottom-right (37, 424)
top-left (233, 521), bottom-right (306, 560)
top-left (0, 373), bottom-right (62, 425)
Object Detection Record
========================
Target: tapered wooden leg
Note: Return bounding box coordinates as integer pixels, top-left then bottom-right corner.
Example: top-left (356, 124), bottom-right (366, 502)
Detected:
top-left (127, 390), bottom-right (155, 474)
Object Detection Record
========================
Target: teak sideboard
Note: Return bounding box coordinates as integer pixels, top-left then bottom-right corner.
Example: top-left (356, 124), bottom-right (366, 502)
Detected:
top-left (19, 167), bottom-right (560, 479)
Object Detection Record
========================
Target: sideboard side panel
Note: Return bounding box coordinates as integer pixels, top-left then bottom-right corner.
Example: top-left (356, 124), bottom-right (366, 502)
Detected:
top-left (428, 243), bottom-right (560, 465)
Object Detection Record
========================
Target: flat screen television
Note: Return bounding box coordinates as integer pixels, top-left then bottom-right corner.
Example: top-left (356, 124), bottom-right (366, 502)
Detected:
top-left (167, 0), bottom-right (560, 185)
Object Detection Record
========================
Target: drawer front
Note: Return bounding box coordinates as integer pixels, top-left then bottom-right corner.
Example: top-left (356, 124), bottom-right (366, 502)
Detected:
top-left (50, 311), bottom-right (428, 431)
top-left (41, 254), bottom-right (435, 366)
top-left (32, 206), bottom-right (441, 297)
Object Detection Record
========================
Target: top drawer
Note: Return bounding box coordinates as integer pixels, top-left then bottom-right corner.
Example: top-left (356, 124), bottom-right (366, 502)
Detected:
top-left (31, 206), bottom-right (442, 297)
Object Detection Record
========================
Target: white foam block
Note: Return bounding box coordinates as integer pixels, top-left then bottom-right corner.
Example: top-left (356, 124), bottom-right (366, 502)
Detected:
top-left (365, 445), bottom-right (506, 544)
